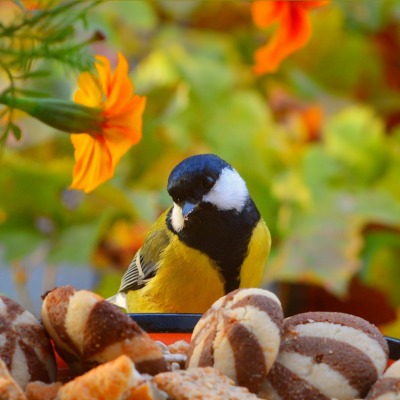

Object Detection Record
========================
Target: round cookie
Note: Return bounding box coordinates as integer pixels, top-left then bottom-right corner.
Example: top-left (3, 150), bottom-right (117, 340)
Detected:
top-left (365, 359), bottom-right (400, 399)
top-left (259, 311), bottom-right (389, 400)
top-left (186, 288), bottom-right (283, 393)
top-left (41, 285), bottom-right (167, 375)
top-left (0, 296), bottom-right (56, 389)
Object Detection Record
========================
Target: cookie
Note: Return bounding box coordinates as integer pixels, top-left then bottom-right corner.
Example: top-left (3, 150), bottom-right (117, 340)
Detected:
top-left (186, 288), bottom-right (283, 393)
top-left (0, 358), bottom-right (26, 400)
top-left (365, 359), bottom-right (400, 399)
top-left (260, 311), bottom-right (389, 400)
top-left (25, 381), bottom-right (62, 400)
top-left (153, 366), bottom-right (261, 400)
top-left (0, 296), bottom-right (56, 389)
top-left (41, 286), bottom-right (167, 375)
top-left (57, 355), bottom-right (143, 400)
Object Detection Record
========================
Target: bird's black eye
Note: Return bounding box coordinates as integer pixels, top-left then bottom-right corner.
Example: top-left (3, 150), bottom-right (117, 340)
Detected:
top-left (202, 175), bottom-right (215, 190)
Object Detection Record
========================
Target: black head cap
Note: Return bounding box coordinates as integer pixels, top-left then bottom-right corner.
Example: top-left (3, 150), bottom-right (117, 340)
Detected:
top-left (167, 154), bottom-right (232, 204)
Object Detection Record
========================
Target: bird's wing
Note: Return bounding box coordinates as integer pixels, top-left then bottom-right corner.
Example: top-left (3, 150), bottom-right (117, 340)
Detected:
top-left (118, 250), bottom-right (153, 292)
top-left (118, 209), bottom-right (173, 292)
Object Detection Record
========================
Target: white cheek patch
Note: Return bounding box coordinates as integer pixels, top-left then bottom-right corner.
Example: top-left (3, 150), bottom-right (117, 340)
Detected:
top-left (171, 202), bottom-right (185, 232)
top-left (203, 167), bottom-right (248, 212)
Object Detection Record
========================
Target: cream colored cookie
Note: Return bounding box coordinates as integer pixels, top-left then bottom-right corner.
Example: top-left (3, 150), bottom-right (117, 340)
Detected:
top-left (0, 358), bottom-right (26, 400)
top-left (260, 311), bottom-right (389, 400)
top-left (186, 288), bottom-right (283, 393)
top-left (365, 359), bottom-right (400, 399)
top-left (0, 296), bottom-right (56, 389)
top-left (41, 286), bottom-right (167, 375)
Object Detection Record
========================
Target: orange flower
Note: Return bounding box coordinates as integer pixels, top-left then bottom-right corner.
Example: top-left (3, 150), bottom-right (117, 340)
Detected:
top-left (70, 53), bottom-right (146, 193)
top-left (252, 1), bottom-right (329, 75)
top-left (21, 0), bottom-right (40, 10)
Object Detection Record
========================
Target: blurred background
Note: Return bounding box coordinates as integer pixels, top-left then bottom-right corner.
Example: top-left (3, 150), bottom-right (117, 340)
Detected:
top-left (1, 0), bottom-right (400, 337)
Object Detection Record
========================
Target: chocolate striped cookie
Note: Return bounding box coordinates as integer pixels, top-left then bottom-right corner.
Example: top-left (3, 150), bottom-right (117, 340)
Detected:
top-left (366, 359), bottom-right (400, 399)
top-left (186, 288), bottom-right (283, 393)
top-left (0, 296), bottom-right (56, 389)
top-left (41, 286), bottom-right (167, 375)
top-left (259, 311), bottom-right (389, 400)
top-left (0, 358), bottom-right (26, 400)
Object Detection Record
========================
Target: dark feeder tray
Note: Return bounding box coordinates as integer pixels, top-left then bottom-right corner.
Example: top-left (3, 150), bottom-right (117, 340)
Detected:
top-left (129, 313), bottom-right (201, 345)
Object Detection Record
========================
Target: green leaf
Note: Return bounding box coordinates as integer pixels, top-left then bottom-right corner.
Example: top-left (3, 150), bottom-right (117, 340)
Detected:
top-left (0, 229), bottom-right (43, 261)
top-left (158, 0), bottom-right (201, 19)
top-left (265, 194), bottom-right (363, 296)
top-left (16, 70), bottom-right (51, 80)
top-left (302, 146), bottom-right (341, 200)
top-left (10, 123), bottom-right (21, 140)
top-left (48, 223), bottom-right (101, 265)
top-left (15, 89), bottom-right (50, 98)
top-left (127, 190), bottom-right (159, 223)
top-left (300, 8), bottom-right (382, 95)
top-left (0, 153), bottom-right (71, 224)
top-left (171, 48), bottom-right (235, 103)
top-left (339, 0), bottom-right (394, 32)
top-left (324, 106), bottom-right (387, 186)
top-left (204, 90), bottom-right (270, 158)
top-left (354, 190), bottom-right (400, 227)
top-left (361, 231), bottom-right (400, 306)
top-left (95, 271), bottom-right (122, 300)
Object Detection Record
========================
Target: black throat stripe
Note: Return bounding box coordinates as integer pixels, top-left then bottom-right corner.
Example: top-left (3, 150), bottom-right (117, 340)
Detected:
top-left (167, 198), bottom-right (261, 294)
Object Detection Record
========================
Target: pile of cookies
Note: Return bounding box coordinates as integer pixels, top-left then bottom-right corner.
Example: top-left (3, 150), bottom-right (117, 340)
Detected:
top-left (0, 285), bottom-right (397, 400)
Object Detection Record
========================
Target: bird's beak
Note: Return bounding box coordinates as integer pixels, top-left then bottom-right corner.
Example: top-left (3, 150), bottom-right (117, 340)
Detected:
top-left (182, 201), bottom-right (198, 219)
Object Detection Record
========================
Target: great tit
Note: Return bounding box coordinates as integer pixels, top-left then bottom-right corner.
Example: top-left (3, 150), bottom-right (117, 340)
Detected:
top-left (108, 154), bottom-right (271, 313)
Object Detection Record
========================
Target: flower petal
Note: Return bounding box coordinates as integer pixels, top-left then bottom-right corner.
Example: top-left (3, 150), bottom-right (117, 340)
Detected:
top-left (95, 55), bottom-right (112, 99)
top-left (253, 4), bottom-right (311, 75)
top-left (71, 52), bottom-right (146, 193)
top-left (70, 134), bottom-right (113, 193)
top-left (74, 72), bottom-right (102, 107)
top-left (104, 95), bottom-right (146, 133)
top-left (102, 127), bottom-right (140, 169)
top-left (105, 53), bottom-right (134, 115)
top-left (251, 1), bottom-right (285, 28)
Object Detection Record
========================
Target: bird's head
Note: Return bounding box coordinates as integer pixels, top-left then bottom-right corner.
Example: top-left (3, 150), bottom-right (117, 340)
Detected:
top-left (167, 154), bottom-right (249, 232)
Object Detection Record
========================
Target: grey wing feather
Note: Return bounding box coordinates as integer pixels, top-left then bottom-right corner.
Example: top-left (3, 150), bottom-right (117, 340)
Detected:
top-left (117, 208), bottom-right (173, 293)
top-left (118, 249), bottom-right (157, 292)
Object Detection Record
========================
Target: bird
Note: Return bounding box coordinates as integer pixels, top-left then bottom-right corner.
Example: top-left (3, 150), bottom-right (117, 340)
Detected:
top-left (108, 154), bottom-right (271, 313)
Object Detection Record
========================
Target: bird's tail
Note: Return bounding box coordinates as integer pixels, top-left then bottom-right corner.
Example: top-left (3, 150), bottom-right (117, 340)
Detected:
top-left (106, 292), bottom-right (127, 310)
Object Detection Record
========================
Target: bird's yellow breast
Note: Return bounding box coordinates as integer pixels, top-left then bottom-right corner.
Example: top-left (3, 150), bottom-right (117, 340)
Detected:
top-left (127, 236), bottom-right (225, 313)
top-left (240, 219), bottom-right (271, 288)
top-left (127, 218), bottom-right (270, 314)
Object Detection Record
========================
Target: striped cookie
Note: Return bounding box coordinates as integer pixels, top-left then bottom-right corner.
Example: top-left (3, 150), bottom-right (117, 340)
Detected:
top-left (0, 296), bottom-right (56, 389)
top-left (0, 358), bottom-right (27, 400)
top-left (41, 286), bottom-right (167, 375)
top-left (260, 311), bottom-right (389, 400)
top-left (186, 288), bottom-right (283, 393)
top-left (365, 359), bottom-right (400, 399)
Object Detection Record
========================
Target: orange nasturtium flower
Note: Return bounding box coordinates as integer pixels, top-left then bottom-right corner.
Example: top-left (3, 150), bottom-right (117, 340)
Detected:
top-left (252, 1), bottom-right (329, 75)
top-left (70, 53), bottom-right (146, 193)
top-left (21, 0), bottom-right (40, 10)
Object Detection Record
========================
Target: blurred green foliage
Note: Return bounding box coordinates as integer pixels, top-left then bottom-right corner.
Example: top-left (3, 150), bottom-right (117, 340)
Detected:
top-left (1, 0), bottom-right (400, 332)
